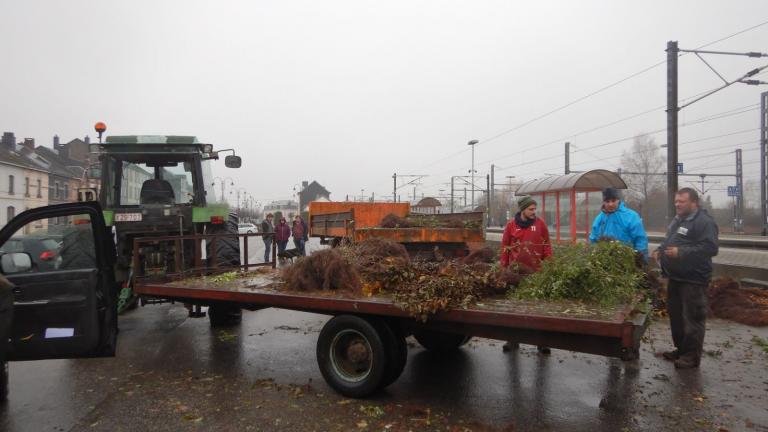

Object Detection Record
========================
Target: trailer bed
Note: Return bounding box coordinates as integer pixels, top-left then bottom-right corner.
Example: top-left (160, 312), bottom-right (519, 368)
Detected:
top-left (134, 269), bottom-right (648, 360)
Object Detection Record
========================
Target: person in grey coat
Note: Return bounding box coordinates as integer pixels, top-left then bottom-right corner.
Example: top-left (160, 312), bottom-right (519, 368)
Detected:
top-left (652, 188), bottom-right (719, 369)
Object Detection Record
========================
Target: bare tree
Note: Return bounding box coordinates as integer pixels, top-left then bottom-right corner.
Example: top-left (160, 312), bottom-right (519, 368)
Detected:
top-left (620, 134), bottom-right (665, 219)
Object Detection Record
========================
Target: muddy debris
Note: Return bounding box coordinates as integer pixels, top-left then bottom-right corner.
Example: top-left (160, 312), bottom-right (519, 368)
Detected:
top-left (379, 213), bottom-right (412, 228)
top-left (707, 278), bottom-right (768, 327)
top-left (462, 246), bottom-right (497, 265)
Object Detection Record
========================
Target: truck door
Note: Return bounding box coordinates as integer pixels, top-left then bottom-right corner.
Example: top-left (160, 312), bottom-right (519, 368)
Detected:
top-left (0, 202), bottom-right (117, 361)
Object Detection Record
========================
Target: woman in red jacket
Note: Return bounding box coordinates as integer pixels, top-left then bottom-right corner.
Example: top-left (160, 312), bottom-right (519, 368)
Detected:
top-left (501, 195), bottom-right (553, 354)
top-left (500, 196), bottom-right (552, 271)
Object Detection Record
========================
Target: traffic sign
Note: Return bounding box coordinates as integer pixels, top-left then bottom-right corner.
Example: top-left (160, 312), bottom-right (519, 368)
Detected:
top-left (727, 186), bottom-right (741, 197)
top-left (676, 163), bottom-right (684, 174)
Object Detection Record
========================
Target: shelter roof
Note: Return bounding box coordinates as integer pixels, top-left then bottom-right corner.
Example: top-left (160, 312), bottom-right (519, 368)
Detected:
top-left (516, 169), bottom-right (627, 194)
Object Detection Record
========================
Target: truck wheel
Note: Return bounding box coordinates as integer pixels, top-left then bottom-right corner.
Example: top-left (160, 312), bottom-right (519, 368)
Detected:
top-left (207, 212), bottom-right (241, 268)
top-left (0, 361), bottom-right (8, 403)
top-left (374, 321), bottom-right (407, 388)
top-left (413, 329), bottom-right (471, 352)
top-left (317, 315), bottom-right (388, 398)
top-left (208, 302), bottom-right (242, 327)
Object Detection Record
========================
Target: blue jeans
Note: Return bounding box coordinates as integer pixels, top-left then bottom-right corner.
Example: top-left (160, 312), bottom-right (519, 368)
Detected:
top-left (294, 238), bottom-right (306, 256)
top-left (277, 240), bottom-right (288, 255)
top-left (263, 238), bottom-right (273, 262)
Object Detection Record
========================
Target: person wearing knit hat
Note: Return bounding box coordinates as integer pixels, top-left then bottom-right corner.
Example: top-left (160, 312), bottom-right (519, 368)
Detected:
top-left (501, 195), bottom-right (553, 355)
top-left (589, 187), bottom-right (648, 260)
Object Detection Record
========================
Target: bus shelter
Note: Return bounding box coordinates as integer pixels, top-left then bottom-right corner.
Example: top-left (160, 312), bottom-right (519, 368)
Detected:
top-left (515, 169), bottom-right (627, 242)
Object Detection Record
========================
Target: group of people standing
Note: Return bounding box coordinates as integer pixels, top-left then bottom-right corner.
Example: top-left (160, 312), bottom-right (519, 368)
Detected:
top-left (259, 213), bottom-right (309, 261)
top-left (500, 187), bottom-right (718, 369)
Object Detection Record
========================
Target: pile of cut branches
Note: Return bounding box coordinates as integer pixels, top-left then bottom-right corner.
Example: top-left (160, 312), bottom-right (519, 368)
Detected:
top-left (511, 241), bottom-right (643, 306)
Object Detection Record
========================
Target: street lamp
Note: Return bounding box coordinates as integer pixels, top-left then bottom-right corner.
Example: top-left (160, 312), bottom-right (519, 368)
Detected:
top-left (211, 177), bottom-right (234, 203)
top-left (468, 140), bottom-right (479, 208)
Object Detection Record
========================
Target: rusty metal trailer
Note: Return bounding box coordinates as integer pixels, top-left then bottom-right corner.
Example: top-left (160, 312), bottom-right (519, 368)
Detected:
top-left (308, 202), bottom-right (486, 257)
top-left (132, 246), bottom-right (649, 398)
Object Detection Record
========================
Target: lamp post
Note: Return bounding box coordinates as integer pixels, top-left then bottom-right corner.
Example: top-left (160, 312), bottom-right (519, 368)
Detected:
top-left (468, 140), bottom-right (479, 208)
top-left (211, 177), bottom-right (234, 203)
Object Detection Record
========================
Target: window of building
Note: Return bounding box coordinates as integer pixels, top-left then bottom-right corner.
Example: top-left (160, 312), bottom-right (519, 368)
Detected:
top-left (7, 206), bottom-right (14, 221)
top-left (55, 181), bottom-right (60, 199)
top-left (25, 177), bottom-right (30, 197)
top-left (36, 179), bottom-right (42, 198)
top-left (64, 184), bottom-right (69, 200)
top-left (8, 175), bottom-right (14, 195)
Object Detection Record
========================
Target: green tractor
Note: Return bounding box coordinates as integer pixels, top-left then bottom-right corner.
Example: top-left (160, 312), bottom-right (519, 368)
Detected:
top-left (90, 135), bottom-right (243, 325)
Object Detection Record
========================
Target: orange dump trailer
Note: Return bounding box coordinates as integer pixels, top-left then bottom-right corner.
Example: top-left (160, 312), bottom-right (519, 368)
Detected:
top-left (308, 201), bottom-right (485, 256)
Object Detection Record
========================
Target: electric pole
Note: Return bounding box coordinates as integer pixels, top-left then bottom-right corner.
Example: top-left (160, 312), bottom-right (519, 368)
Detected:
top-left (666, 41), bottom-right (679, 221)
top-left (736, 148), bottom-right (744, 233)
top-left (762, 91), bottom-right (768, 235)
top-left (565, 141), bottom-right (571, 175)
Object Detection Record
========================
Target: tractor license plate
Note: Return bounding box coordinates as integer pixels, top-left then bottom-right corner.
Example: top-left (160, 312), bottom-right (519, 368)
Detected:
top-left (115, 213), bottom-right (143, 222)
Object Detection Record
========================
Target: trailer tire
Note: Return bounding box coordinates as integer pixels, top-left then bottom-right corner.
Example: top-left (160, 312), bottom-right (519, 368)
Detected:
top-left (413, 329), bottom-right (470, 352)
top-left (208, 302), bottom-right (242, 327)
top-left (0, 361), bottom-right (7, 403)
top-left (317, 315), bottom-right (388, 398)
top-left (373, 321), bottom-right (407, 388)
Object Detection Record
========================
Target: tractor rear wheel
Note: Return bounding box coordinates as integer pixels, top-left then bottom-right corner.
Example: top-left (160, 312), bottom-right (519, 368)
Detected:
top-left (207, 213), bottom-right (242, 326)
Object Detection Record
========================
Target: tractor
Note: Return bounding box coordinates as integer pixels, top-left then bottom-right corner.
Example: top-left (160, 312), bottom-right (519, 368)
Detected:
top-left (89, 135), bottom-right (243, 325)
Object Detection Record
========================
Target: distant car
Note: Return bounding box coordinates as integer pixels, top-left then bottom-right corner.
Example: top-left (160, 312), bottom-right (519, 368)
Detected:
top-left (0, 235), bottom-right (62, 272)
top-left (238, 223), bottom-right (258, 234)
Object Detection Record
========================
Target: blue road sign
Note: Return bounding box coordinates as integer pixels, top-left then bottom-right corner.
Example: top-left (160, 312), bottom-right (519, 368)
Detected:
top-left (676, 163), bottom-right (684, 174)
top-left (727, 186), bottom-right (741, 197)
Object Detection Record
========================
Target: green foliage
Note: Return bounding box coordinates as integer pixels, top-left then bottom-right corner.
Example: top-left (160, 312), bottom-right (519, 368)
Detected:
top-left (511, 241), bottom-right (643, 306)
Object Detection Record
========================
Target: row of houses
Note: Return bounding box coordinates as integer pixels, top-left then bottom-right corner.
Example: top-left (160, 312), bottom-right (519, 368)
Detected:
top-left (0, 132), bottom-right (97, 227)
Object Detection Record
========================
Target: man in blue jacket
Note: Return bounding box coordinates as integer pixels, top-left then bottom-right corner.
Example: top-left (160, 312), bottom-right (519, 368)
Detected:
top-left (589, 187), bottom-right (649, 260)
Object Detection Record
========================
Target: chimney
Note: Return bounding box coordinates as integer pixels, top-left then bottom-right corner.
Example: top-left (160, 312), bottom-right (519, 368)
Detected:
top-left (53, 135), bottom-right (60, 149)
top-left (84, 135), bottom-right (90, 145)
top-left (1, 132), bottom-right (15, 150)
top-left (301, 181), bottom-right (309, 188)
top-left (22, 138), bottom-right (35, 150)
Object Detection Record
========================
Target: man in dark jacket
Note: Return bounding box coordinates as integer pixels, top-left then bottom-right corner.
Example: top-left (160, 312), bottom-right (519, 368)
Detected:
top-left (260, 213), bottom-right (274, 263)
top-left (652, 188), bottom-right (719, 369)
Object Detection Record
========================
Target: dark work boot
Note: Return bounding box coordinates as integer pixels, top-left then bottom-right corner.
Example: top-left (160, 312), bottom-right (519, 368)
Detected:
top-left (661, 349), bottom-right (680, 361)
top-left (674, 355), bottom-right (700, 369)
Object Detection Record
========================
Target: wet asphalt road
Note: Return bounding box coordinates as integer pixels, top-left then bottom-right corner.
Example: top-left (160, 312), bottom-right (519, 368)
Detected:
top-left (2, 303), bottom-right (767, 432)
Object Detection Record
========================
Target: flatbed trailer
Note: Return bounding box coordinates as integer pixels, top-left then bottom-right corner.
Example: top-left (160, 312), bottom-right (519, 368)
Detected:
top-left (134, 267), bottom-right (649, 398)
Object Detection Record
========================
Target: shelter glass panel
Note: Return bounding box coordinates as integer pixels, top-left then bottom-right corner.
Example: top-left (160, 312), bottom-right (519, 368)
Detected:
top-left (576, 192), bottom-right (589, 240)
top-left (543, 193), bottom-right (556, 235)
top-left (558, 192), bottom-right (571, 241)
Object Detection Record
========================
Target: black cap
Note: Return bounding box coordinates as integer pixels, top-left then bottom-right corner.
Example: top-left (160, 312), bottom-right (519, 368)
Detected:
top-left (602, 187), bottom-right (621, 201)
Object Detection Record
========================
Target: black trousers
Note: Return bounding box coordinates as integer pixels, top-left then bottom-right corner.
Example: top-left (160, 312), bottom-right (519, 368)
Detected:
top-left (666, 279), bottom-right (707, 360)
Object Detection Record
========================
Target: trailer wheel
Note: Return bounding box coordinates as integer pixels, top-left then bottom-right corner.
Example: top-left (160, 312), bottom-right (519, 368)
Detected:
top-left (317, 315), bottom-right (388, 398)
top-left (373, 321), bottom-right (408, 388)
top-left (413, 329), bottom-right (471, 352)
top-left (0, 361), bottom-right (7, 403)
top-left (208, 302), bottom-right (242, 327)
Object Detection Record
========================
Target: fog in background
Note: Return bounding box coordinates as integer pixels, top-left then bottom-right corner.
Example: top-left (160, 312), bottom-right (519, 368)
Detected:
top-left (1, 0), bottom-right (767, 207)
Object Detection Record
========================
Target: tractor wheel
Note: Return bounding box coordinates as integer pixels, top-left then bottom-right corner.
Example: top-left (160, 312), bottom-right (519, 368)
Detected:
top-left (207, 213), bottom-right (242, 326)
top-left (208, 302), bottom-right (243, 327)
top-left (413, 329), bottom-right (471, 352)
top-left (207, 212), bottom-right (241, 268)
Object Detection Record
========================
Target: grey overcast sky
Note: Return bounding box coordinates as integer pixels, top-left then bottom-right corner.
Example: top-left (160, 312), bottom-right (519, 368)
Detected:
top-left (1, 1), bottom-right (767, 206)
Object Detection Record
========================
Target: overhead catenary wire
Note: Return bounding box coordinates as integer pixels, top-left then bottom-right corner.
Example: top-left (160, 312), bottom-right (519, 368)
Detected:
top-left (380, 20), bottom-right (768, 198)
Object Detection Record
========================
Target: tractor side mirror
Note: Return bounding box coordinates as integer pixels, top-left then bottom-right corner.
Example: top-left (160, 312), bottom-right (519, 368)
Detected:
top-left (1, 252), bottom-right (33, 274)
top-left (225, 155), bottom-right (242, 168)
